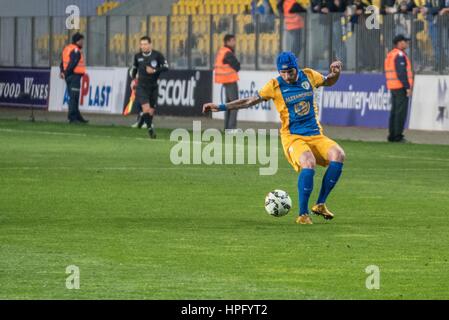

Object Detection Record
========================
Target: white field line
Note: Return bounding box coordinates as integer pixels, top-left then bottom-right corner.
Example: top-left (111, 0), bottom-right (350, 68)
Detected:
top-left (0, 128), bottom-right (161, 142)
top-left (0, 128), bottom-right (244, 145)
top-left (386, 155), bottom-right (449, 162)
top-left (1, 128), bottom-right (448, 163)
top-left (0, 128), bottom-right (88, 137)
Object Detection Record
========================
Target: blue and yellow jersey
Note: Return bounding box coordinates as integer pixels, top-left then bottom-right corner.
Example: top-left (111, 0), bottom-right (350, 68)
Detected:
top-left (258, 68), bottom-right (325, 137)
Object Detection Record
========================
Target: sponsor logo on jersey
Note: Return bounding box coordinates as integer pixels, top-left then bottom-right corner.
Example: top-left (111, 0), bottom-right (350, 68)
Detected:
top-left (301, 81), bottom-right (310, 90)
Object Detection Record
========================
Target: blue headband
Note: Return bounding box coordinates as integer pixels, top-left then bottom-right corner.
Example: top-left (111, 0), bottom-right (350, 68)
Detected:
top-left (276, 51), bottom-right (298, 72)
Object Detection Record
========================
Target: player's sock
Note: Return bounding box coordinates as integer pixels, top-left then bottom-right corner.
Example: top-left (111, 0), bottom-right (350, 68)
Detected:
top-left (317, 161), bottom-right (343, 204)
top-left (298, 168), bottom-right (315, 215)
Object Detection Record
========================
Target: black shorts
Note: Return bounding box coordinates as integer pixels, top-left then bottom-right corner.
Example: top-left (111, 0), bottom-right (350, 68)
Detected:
top-left (136, 85), bottom-right (158, 108)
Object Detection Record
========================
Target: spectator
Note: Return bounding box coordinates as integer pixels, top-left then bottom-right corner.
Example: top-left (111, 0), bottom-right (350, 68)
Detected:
top-left (410, 0), bottom-right (445, 70)
top-left (311, 0), bottom-right (349, 15)
top-left (440, 0), bottom-right (449, 14)
top-left (315, 1), bottom-right (349, 62)
top-left (251, 0), bottom-right (276, 32)
top-left (439, 0), bottom-right (449, 71)
top-left (382, 1), bottom-right (413, 38)
top-left (349, 0), bottom-right (384, 71)
top-left (278, 0), bottom-right (308, 58)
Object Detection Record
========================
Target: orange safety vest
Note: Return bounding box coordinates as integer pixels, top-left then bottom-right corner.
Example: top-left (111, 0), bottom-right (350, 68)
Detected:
top-left (214, 47), bottom-right (239, 84)
top-left (384, 48), bottom-right (413, 90)
top-left (283, 0), bottom-right (304, 31)
top-left (62, 44), bottom-right (86, 75)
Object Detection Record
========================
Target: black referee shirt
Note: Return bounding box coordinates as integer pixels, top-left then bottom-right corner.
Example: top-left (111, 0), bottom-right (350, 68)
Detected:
top-left (131, 50), bottom-right (169, 87)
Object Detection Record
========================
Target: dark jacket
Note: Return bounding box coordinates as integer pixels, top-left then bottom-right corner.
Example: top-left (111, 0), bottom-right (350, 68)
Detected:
top-left (312, 0), bottom-right (348, 13)
top-left (408, 0), bottom-right (446, 16)
top-left (223, 46), bottom-right (241, 72)
top-left (278, 0), bottom-right (308, 14)
top-left (395, 52), bottom-right (411, 90)
top-left (59, 44), bottom-right (82, 78)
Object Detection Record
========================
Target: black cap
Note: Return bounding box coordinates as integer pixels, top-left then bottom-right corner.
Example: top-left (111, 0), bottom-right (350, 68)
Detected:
top-left (393, 34), bottom-right (410, 45)
top-left (72, 32), bottom-right (84, 44)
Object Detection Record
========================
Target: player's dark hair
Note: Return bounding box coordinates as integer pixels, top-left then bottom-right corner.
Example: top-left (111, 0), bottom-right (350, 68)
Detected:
top-left (223, 34), bottom-right (235, 44)
top-left (140, 36), bottom-right (152, 43)
top-left (72, 32), bottom-right (84, 44)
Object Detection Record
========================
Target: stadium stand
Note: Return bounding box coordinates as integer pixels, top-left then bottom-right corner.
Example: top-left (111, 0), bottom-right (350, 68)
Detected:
top-left (1, 0), bottom-right (448, 73)
top-left (97, 1), bottom-right (122, 15)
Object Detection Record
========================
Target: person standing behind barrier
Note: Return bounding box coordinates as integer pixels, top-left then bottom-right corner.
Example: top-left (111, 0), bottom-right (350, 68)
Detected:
top-left (439, 2), bottom-right (449, 72)
top-left (412, 0), bottom-right (447, 70)
top-left (251, 0), bottom-right (275, 32)
top-left (214, 34), bottom-right (241, 131)
top-left (278, 0), bottom-right (307, 58)
top-left (59, 32), bottom-right (88, 124)
top-left (384, 35), bottom-right (414, 143)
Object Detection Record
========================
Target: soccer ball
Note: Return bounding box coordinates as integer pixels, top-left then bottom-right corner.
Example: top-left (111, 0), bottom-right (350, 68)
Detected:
top-left (264, 190), bottom-right (292, 217)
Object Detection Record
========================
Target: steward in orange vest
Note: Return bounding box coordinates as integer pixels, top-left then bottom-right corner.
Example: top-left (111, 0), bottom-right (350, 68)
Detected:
top-left (384, 34), bottom-right (413, 143)
top-left (59, 32), bottom-right (88, 124)
top-left (214, 45), bottom-right (240, 84)
top-left (214, 34), bottom-right (240, 130)
top-left (282, 0), bottom-right (305, 31)
top-left (60, 36), bottom-right (86, 78)
top-left (278, 0), bottom-right (305, 58)
top-left (385, 48), bottom-right (414, 90)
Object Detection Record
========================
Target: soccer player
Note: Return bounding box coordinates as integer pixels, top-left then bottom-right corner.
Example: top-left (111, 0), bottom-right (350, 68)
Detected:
top-left (203, 51), bottom-right (345, 225)
top-left (130, 36), bottom-right (169, 138)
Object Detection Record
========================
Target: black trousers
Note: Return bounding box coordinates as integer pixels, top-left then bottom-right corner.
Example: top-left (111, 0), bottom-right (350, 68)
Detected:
top-left (224, 82), bottom-right (239, 130)
top-left (388, 88), bottom-right (409, 142)
top-left (65, 74), bottom-right (84, 121)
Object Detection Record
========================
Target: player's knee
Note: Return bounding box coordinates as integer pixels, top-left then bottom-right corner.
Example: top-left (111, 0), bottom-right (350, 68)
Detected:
top-left (339, 149), bottom-right (346, 162)
top-left (299, 152), bottom-right (316, 169)
top-left (329, 147), bottom-right (345, 163)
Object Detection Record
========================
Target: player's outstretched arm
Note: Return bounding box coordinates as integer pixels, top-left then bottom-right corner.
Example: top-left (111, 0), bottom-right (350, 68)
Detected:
top-left (323, 60), bottom-right (343, 87)
top-left (202, 96), bottom-right (264, 113)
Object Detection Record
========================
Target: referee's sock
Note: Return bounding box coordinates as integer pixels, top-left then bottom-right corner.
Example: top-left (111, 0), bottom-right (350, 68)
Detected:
top-left (137, 112), bottom-right (145, 128)
top-left (317, 161), bottom-right (343, 204)
top-left (142, 112), bottom-right (153, 129)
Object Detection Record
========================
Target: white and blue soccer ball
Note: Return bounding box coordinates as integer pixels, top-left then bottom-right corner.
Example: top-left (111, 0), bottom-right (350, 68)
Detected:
top-left (264, 190), bottom-right (292, 217)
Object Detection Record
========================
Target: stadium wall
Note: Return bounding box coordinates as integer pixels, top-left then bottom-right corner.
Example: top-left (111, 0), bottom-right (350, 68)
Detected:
top-left (212, 72), bottom-right (396, 129)
top-left (48, 66), bottom-right (127, 114)
top-left (318, 73), bottom-right (394, 129)
top-left (410, 75), bottom-right (449, 131)
top-left (0, 67), bottom-right (50, 108)
top-left (1, 67), bottom-right (448, 132)
top-left (212, 71), bottom-right (280, 123)
top-left (0, 0), bottom-right (113, 17)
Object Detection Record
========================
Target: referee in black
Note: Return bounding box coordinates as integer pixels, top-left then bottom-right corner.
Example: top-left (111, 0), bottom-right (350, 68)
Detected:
top-left (130, 36), bottom-right (169, 138)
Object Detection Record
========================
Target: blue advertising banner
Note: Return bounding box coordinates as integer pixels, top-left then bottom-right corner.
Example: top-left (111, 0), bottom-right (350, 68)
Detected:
top-left (319, 73), bottom-right (393, 128)
top-left (0, 68), bottom-right (50, 108)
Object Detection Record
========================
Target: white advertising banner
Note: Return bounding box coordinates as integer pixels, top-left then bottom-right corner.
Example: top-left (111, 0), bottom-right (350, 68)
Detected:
top-left (48, 66), bottom-right (127, 114)
top-left (212, 71), bottom-right (280, 123)
top-left (409, 75), bottom-right (449, 131)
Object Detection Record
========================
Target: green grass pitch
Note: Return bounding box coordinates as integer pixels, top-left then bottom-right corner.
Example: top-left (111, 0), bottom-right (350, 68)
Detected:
top-left (1, 119), bottom-right (449, 299)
